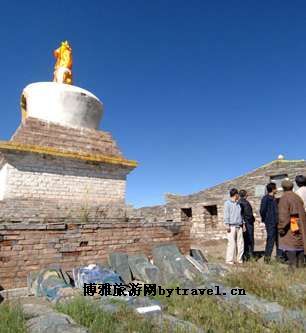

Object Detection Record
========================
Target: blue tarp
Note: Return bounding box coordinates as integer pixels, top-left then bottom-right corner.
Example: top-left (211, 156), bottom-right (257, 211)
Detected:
top-left (73, 264), bottom-right (122, 288)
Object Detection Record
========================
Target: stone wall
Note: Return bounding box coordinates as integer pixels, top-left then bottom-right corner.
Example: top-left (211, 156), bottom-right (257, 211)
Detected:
top-left (0, 164), bottom-right (8, 200)
top-left (134, 159), bottom-right (306, 241)
top-left (0, 152), bottom-right (130, 205)
top-left (0, 116), bottom-right (137, 205)
top-left (0, 199), bottom-right (127, 223)
top-left (0, 219), bottom-right (190, 289)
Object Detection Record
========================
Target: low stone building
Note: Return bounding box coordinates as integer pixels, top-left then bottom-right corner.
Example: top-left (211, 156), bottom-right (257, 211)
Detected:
top-left (134, 157), bottom-right (306, 241)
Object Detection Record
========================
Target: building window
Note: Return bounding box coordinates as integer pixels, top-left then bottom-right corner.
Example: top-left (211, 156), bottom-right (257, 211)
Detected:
top-left (204, 205), bottom-right (218, 216)
top-left (181, 208), bottom-right (192, 222)
top-left (203, 205), bottom-right (218, 228)
top-left (270, 174), bottom-right (289, 191)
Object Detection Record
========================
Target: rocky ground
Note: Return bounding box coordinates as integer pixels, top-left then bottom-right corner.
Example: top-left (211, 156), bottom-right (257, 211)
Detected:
top-left (1, 241), bottom-right (306, 333)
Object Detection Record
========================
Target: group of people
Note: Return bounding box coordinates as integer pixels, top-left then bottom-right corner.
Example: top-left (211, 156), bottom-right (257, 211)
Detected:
top-left (224, 175), bottom-right (306, 268)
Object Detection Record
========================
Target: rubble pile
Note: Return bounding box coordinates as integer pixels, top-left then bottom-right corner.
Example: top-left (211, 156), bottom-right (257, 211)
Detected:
top-left (2, 245), bottom-right (306, 332)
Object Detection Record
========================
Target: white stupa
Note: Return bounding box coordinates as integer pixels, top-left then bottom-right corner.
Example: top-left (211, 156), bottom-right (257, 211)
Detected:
top-left (21, 82), bottom-right (103, 130)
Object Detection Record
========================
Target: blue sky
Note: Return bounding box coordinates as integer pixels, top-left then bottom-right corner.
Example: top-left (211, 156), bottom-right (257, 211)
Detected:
top-left (1, 1), bottom-right (306, 207)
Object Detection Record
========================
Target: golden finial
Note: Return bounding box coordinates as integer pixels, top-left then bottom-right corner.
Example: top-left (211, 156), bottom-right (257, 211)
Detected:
top-left (53, 40), bottom-right (73, 84)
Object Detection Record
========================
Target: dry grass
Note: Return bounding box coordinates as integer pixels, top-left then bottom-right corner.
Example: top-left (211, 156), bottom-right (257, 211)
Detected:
top-left (153, 286), bottom-right (305, 333)
top-left (56, 259), bottom-right (306, 332)
top-left (222, 260), bottom-right (306, 310)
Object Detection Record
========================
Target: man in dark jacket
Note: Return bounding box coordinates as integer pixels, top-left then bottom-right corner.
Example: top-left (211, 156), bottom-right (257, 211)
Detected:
top-left (260, 182), bottom-right (282, 263)
top-left (239, 190), bottom-right (255, 260)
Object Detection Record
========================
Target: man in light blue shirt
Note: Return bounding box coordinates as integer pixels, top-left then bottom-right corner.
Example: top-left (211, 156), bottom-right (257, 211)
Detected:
top-left (224, 188), bottom-right (245, 264)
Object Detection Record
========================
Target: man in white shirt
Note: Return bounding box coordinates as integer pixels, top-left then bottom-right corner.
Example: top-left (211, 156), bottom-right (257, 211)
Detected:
top-left (295, 175), bottom-right (306, 209)
top-left (224, 188), bottom-right (245, 265)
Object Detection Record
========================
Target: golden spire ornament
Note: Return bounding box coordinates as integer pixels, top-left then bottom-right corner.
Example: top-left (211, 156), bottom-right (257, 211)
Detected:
top-left (53, 40), bottom-right (73, 84)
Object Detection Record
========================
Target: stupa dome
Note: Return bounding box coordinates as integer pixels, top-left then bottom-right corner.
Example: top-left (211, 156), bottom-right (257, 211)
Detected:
top-left (21, 82), bottom-right (103, 129)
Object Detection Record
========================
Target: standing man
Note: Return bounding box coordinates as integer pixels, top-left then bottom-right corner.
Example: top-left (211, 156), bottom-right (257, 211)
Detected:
top-left (295, 175), bottom-right (306, 209)
top-left (239, 190), bottom-right (255, 260)
top-left (224, 188), bottom-right (245, 265)
top-left (260, 183), bottom-right (282, 263)
top-left (278, 180), bottom-right (306, 269)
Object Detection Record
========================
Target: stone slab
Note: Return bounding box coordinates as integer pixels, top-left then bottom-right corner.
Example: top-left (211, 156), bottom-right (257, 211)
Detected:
top-left (108, 252), bottom-right (132, 283)
top-left (128, 254), bottom-right (161, 283)
top-left (152, 244), bottom-right (203, 284)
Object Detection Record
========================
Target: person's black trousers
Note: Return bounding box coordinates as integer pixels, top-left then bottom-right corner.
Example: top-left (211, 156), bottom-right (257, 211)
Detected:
top-left (265, 223), bottom-right (282, 261)
top-left (286, 250), bottom-right (304, 268)
top-left (243, 222), bottom-right (254, 260)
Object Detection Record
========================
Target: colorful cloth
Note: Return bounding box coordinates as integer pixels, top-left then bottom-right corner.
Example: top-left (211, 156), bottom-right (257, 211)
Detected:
top-left (73, 264), bottom-right (122, 289)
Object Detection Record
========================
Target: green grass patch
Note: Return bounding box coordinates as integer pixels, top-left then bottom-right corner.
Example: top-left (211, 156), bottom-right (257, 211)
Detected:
top-left (56, 296), bottom-right (158, 333)
top-left (0, 302), bottom-right (27, 333)
top-left (221, 260), bottom-right (306, 310)
top-left (153, 291), bottom-right (304, 333)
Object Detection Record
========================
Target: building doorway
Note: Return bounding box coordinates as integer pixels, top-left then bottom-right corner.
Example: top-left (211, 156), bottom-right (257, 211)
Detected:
top-left (181, 208), bottom-right (192, 222)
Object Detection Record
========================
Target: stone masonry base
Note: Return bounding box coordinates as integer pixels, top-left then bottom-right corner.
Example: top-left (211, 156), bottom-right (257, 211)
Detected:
top-left (0, 219), bottom-right (190, 289)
